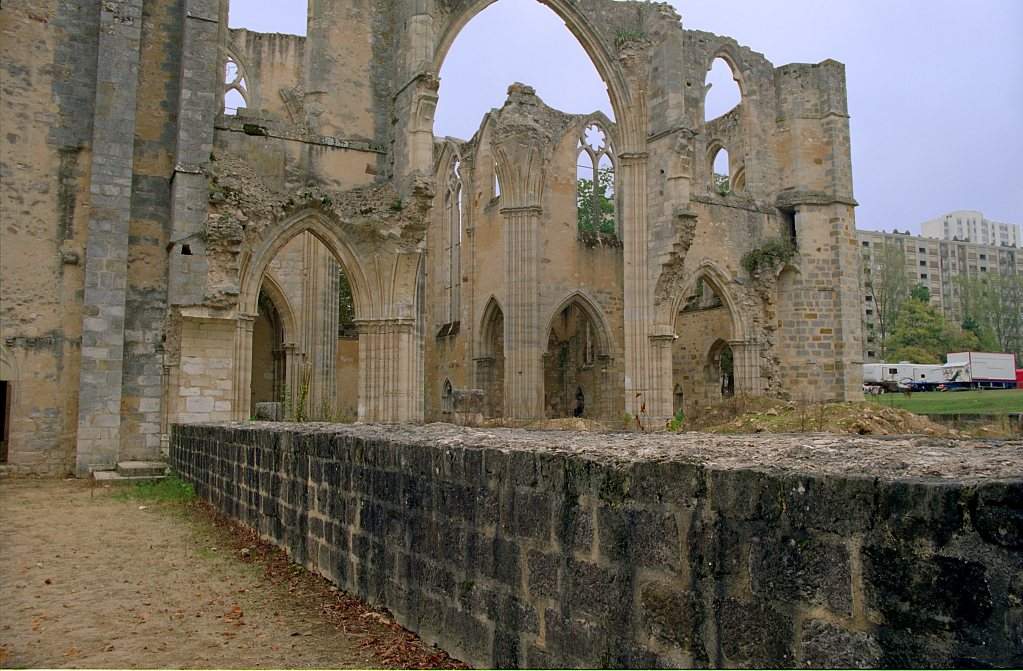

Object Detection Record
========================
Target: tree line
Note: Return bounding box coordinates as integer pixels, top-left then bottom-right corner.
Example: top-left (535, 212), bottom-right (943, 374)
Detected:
top-left (863, 240), bottom-right (1023, 364)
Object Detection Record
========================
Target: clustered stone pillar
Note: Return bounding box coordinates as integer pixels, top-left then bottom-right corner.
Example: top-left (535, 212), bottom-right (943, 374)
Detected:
top-left (648, 328), bottom-right (677, 424)
top-left (357, 319), bottom-right (420, 423)
top-left (501, 205), bottom-right (544, 420)
top-left (74, 0), bottom-right (144, 476)
top-left (232, 315), bottom-right (255, 420)
top-left (620, 151), bottom-right (661, 423)
top-left (729, 339), bottom-right (764, 397)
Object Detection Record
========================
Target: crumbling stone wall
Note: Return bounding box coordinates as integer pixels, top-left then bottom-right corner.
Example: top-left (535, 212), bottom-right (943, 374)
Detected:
top-left (171, 423), bottom-right (1023, 668)
top-left (2, 0), bottom-right (864, 473)
top-left (425, 103), bottom-right (625, 423)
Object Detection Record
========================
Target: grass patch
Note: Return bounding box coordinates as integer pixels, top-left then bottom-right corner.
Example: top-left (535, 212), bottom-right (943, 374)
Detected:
top-left (867, 389), bottom-right (1023, 415)
top-left (111, 474), bottom-right (196, 504)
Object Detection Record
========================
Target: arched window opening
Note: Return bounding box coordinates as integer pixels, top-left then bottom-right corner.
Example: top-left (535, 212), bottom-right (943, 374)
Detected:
top-left (576, 122), bottom-right (617, 236)
top-left (223, 58), bottom-right (249, 115)
top-left (442, 379), bottom-right (454, 415)
top-left (709, 340), bottom-right (735, 399)
top-left (337, 266), bottom-right (356, 338)
top-left (493, 165), bottom-right (501, 199)
top-left (711, 146), bottom-right (731, 195)
top-left (447, 158), bottom-right (463, 323)
top-left (434, 0), bottom-right (613, 140)
top-left (704, 57), bottom-right (742, 122)
top-left (228, 1), bottom-right (307, 36)
top-left (673, 384), bottom-right (684, 416)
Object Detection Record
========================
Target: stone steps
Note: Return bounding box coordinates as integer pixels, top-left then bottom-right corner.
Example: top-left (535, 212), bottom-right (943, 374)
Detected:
top-left (92, 461), bottom-right (168, 483)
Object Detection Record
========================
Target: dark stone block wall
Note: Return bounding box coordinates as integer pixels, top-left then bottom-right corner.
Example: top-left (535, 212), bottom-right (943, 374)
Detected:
top-left (171, 423), bottom-right (1023, 669)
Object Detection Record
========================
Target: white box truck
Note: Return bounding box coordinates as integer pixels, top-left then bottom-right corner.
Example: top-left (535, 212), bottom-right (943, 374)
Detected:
top-left (945, 352), bottom-right (1017, 389)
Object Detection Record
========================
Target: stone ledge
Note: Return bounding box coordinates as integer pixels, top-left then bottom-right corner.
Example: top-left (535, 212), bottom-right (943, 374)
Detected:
top-left (177, 421), bottom-right (1023, 482)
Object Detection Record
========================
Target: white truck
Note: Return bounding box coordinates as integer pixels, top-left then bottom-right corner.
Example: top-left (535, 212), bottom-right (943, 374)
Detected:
top-left (863, 362), bottom-right (943, 392)
top-left (945, 352), bottom-right (1018, 390)
top-left (863, 360), bottom-right (981, 392)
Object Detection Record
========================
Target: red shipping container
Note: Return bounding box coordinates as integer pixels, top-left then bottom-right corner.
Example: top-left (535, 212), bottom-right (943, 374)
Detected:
top-left (1017, 369), bottom-right (1023, 389)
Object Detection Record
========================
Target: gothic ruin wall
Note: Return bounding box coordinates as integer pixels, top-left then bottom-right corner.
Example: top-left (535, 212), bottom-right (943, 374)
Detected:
top-left (172, 423), bottom-right (1023, 668)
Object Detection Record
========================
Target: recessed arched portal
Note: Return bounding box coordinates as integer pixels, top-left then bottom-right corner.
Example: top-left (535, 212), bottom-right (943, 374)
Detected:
top-left (250, 274), bottom-right (294, 417)
top-left (542, 292), bottom-right (614, 421)
top-left (234, 210), bottom-right (372, 422)
top-left (672, 266), bottom-right (743, 417)
top-left (476, 297), bottom-right (505, 418)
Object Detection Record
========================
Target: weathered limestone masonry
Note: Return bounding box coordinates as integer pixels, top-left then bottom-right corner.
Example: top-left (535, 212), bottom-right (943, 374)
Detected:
top-left (2, 0), bottom-right (864, 474)
top-left (73, 1), bottom-right (145, 475)
top-left (172, 423), bottom-right (1023, 669)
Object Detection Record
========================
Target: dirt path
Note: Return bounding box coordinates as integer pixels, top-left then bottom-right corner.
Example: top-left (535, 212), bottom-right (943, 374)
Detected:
top-left (0, 478), bottom-right (462, 669)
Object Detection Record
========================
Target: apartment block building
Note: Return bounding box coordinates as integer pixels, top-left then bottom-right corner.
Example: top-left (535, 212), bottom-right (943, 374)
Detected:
top-left (921, 210), bottom-right (1020, 247)
top-left (858, 227), bottom-right (1022, 361)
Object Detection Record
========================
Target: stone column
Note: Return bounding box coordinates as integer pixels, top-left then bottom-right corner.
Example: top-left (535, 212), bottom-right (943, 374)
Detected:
top-left (501, 205), bottom-right (544, 420)
top-left (729, 339), bottom-right (763, 397)
top-left (357, 319), bottom-right (419, 423)
top-left (488, 84), bottom-right (553, 421)
top-left (74, 0), bottom-right (144, 476)
top-left (620, 151), bottom-right (658, 424)
top-left (232, 314), bottom-right (255, 420)
top-left (283, 343), bottom-right (299, 416)
top-left (649, 329), bottom-right (676, 425)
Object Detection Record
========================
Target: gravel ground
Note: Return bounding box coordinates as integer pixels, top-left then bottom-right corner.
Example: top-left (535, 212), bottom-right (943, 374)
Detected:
top-left (0, 478), bottom-right (465, 669)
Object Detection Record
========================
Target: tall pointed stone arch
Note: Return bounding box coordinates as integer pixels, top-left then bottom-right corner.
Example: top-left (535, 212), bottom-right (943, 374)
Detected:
top-left (239, 210), bottom-right (373, 321)
top-left (397, 0), bottom-right (657, 422)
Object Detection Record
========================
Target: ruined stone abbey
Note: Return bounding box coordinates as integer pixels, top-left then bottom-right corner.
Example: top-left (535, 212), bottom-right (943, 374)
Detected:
top-left (0, 0), bottom-right (863, 475)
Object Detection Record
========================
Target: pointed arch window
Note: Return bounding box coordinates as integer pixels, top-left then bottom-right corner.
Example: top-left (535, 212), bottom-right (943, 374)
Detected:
top-left (224, 57), bottom-right (249, 115)
top-left (446, 157), bottom-right (463, 324)
top-left (576, 122), bottom-right (617, 236)
top-left (710, 145), bottom-right (731, 195)
top-left (704, 56), bottom-right (742, 122)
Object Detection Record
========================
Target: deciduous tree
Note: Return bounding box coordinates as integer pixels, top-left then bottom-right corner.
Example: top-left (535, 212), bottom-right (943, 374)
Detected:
top-left (863, 239), bottom-right (909, 359)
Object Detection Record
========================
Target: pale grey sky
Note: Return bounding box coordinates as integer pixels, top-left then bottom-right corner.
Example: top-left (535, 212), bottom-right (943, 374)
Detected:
top-left (229, 0), bottom-right (1023, 234)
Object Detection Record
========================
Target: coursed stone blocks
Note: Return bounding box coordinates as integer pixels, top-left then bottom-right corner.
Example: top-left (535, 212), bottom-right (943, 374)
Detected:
top-left (172, 423), bottom-right (1023, 668)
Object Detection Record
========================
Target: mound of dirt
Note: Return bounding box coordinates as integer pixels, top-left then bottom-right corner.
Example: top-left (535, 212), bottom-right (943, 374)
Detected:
top-left (686, 398), bottom-right (958, 437)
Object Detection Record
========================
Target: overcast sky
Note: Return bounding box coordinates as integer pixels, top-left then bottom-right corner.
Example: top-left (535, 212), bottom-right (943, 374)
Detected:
top-left (229, 0), bottom-right (1023, 233)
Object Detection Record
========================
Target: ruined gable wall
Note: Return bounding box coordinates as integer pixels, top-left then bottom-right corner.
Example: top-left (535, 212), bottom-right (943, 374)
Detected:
top-left (425, 107), bottom-right (627, 422)
top-left (0, 0), bottom-right (100, 474)
top-left (643, 27), bottom-right (861, 401)
top-left (304, 0), bottom-right (394, 171)
top-left (227, 28), bottom-right (305, 119)
top-left (537, 119), bottom-right (625, 421)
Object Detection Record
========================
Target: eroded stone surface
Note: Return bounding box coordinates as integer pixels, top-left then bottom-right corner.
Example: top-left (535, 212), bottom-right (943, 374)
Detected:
top-left (173, 423), bottom-right (1023, 668)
